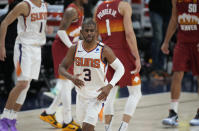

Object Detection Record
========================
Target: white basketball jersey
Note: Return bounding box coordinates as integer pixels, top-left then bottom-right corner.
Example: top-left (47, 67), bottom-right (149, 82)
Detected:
top-left (16, 0), bottom-right (47, 45)
top-left (74, 41), bottom-right (108, 98)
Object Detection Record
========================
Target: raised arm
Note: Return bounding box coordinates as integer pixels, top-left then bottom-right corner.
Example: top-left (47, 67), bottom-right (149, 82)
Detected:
top-left (93, 6), bottom-right (99, 37)
top-left (0, 2), bottom-right (29, 61)
top-left (57, 7), bottom-right (78, 48)
top-left (161, 0), bottom-right (178, 55)
top-left (119, 1), bottom-right (141, 74)
top-left (59, 7), bottom-right (77, 30)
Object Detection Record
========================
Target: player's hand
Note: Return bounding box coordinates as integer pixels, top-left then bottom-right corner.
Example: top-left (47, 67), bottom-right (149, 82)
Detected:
top-left (97, 84), bottom-right (113, 101)
top-left (71, 74), bottom-right (84, 88)
top-left (197, 43), bottom-right (199, 52)
top-left (133, 58), bottom-right (141, 74)
top-left (0, 45), bottom-right (6, 61)
top-left (161, 42), bottom-right (170, 55)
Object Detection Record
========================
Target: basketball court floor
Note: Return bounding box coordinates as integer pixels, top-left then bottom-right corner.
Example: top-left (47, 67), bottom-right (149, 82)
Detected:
top-left (14, 92), bottom-right (199, 131)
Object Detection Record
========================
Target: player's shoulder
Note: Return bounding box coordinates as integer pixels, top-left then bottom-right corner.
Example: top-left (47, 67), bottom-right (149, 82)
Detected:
top-left (98, 41), bottom-right (105, 47)
top-left (12, 1), bottom-right (30, 16)
top-left (63, 6), bottom-right (78, 21)
top-left (16, 1), bottom-right (30, 8)
top-left (118, 1), bottom-right (131, 15)
top-left (65, 6), bottom-right (77, 14)
top-left (100, 43), bottom-right (112, 53)
top-left (119, 0), bottom-right (131, 8)
top-left (64, 3), bottom-right (78, 15)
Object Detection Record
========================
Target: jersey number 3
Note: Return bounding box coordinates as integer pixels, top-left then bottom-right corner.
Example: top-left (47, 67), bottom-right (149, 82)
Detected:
top-left (83, 68), bottom-right (91, 81)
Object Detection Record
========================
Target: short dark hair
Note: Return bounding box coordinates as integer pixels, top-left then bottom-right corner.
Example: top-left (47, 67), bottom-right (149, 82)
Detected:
top-left (82, 18), bottom-right (96, 29)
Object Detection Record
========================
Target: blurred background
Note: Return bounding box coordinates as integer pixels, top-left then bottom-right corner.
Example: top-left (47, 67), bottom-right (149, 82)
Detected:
top-left (0, 0), bottom-right (198, 112)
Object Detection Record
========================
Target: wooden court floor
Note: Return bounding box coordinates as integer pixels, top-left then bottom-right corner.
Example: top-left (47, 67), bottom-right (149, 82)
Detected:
top-left (14, 93), bottom-right (199, 131)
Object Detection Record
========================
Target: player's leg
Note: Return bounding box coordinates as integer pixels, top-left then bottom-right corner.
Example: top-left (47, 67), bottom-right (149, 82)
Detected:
top-left (104, 86), bottom-right (118, 131)
top-left (190, 108), bottom-right (199, 126)
top-left (0, 43), bottom-right (38, 131)
top-left (82, 99), bottom-right (102, 131)
top-left (0, 80), bottom-right (31, 131)
top-left (189, 43), bottom-right (199, 126)
top-left (40, 79), bottom-right (64, 128)
top-left (118, 75), bottom-right (142, 131)
top-left (62, 80), bottom-right (73, 124)
top-left (40, 40), bottom-right (68, 128)
top-left (162, 71), bottom-right (184, 126)
top-left (61, 80), bottom-right (81, 130)
top-left (162, 43), bottom-right (189, 126)
top-left (45, 79), bottom-right (63, 114)
top-left (62, 94), bottom-right (86, 131)
top-left (82, 122), bottom-right (94, 131)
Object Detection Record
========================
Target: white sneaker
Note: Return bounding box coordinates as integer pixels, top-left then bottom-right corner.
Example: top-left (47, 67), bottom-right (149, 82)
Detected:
top-left (190, 109), bottom-right (199, 126)
top-left (162, 109), bottom-right (178, 126)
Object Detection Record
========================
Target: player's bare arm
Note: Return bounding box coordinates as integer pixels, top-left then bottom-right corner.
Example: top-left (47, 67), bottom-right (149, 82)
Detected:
top-left (0, 2), bottom-right (29, 61)
top-left (97, 45), bottom-right (124, 101)
top-left (58, 45), bottom-right (84, 88)
top-left (102, 45), bottom-right (117, 65)
top-left (119, 1), bottom-right (141, 74)
top-left (57, 7), bottom-right (78, 47)
top-left (161, 0), bottom-right (178, 55)
top-left (93, 8), bottom-right (100, 38)
top-left (59, 7), bottom-right (78, 30)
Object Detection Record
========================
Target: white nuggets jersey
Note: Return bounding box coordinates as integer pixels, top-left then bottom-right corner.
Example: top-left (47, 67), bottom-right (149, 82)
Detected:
top-left (74, 41), bottom-right (108, 98)
top-left (16, 0), bottom-right (47, 45)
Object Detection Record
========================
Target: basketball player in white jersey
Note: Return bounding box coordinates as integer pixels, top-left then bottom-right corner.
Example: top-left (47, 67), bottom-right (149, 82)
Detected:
top-left (40, 0), bottom-right (88, 130)
top-left (0, 0), bottom-right (47, 130)
top-left (59, 18), bottom-right (125, 131)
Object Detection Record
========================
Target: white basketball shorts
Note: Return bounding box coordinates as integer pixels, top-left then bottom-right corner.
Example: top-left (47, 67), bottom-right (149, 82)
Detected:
top-left (14, 43), bottom-right (41, 81)
top-left (76, 94), bottom-right (103, 126)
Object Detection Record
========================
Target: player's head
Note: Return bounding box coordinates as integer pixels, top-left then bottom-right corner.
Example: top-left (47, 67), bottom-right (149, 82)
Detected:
top-left (81, 18), bottom-right (97, 43)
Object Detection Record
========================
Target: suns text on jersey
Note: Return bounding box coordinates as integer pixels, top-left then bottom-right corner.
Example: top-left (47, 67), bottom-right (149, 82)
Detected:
top-left (97, 9), bottom-right (117, 19)
top-left (31, 12), bottom-right (47, 22)
top-left (75, 57), bottom-right (100, 68)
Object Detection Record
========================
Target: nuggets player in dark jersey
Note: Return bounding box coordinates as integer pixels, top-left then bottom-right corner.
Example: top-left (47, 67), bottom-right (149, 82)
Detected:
top-left (161, 0), bottom-right (199, 126)
top-left (59, 18), bottom-right (124, 131)
top-left (95, 0), bottom-right (142, 131)
top-left (39, 0), bottom-right (88, 130)
top-left (0, 0), bottom-right (47, 130)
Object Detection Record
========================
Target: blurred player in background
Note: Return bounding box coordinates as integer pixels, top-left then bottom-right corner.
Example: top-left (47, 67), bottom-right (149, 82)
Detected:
top-left (0, 0), bottom-right (47, 130)
top-left (161, 0), bottom-right (199, 127)
top-left (95, 0), bottom-right (142, 131)
top-left (40, 0), bottom-right (88, 130)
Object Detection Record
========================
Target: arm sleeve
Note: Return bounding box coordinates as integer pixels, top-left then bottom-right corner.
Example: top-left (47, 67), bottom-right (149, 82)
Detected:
top-left (57, 30), bottom-right (73, 48)
top-left (109, 58), bottom-right (125, 87)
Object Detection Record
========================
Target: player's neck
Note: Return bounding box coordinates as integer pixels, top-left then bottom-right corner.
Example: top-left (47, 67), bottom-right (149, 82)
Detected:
top-left (83, 41), bottom-right (97, 51)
